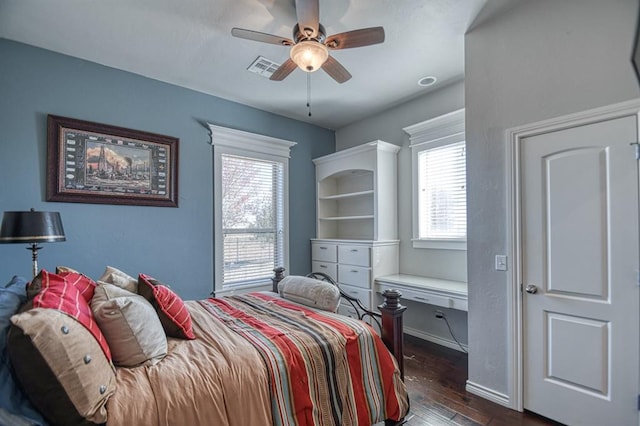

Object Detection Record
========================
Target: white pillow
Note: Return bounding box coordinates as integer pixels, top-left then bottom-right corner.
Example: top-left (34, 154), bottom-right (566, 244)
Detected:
top-left (91, 283), bottom-right (167, 367)
top-left (278, 276), bottom-right (341, 312)
top-left (98, 266), bottom-right (137, 293)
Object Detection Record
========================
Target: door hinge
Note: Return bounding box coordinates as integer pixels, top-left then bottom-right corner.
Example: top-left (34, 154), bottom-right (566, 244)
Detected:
top-left (630, 142), bottom-right (640, 160)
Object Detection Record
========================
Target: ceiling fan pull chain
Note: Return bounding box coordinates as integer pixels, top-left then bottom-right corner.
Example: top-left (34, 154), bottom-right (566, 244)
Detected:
top-left (307, 73), bottom-right (312, 117)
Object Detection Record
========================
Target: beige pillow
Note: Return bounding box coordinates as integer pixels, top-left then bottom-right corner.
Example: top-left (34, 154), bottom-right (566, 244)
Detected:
top-left (8, 308), bottom-right (116, 425)
top-left (278, 275), bottom-right (341, 312)
top-left (98, 266), bottom-right (138, 293)
top-left (91, 283), bottom-right (167, 367)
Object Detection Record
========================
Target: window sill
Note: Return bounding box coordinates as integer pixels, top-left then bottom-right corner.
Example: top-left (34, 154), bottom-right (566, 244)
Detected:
top-left (412, 239), bottom-right (467, 251)
top-left (215, 280), bottom-right (273, 297)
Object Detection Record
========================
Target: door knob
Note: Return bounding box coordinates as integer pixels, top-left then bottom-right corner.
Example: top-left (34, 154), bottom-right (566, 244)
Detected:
top-left (525, 284), bottom-right (538, 294)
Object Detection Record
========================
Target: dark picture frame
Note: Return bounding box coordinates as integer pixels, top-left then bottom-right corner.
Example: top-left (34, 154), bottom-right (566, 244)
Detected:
top-left (46, 115), bottom-right (179, 207)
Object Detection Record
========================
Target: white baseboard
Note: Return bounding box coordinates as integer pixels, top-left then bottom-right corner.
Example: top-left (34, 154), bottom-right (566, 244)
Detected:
top-left (465, 380), bottom-right (511, 408)
top-left (404, 326), bottom-right (468, 353)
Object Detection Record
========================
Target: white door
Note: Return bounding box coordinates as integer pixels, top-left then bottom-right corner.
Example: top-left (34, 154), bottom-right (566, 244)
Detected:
top-left (521, 114), bottom-right (639, 425)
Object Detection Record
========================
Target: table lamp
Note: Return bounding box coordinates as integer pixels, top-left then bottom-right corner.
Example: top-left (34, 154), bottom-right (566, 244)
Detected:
top-left (0, 208), bottom-right (66, 277)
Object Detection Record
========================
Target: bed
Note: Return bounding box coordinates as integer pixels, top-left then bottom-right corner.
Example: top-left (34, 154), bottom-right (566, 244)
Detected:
top-left (0, 267), bottom-right (409, 426)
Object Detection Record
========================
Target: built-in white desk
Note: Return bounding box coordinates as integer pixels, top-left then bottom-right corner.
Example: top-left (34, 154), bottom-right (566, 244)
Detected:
top-left (375, 274), bottom-right (468, 311)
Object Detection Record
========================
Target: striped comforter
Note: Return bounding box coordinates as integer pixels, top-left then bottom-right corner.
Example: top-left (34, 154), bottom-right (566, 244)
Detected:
top-left (199, 292), bottom-right (409, 426)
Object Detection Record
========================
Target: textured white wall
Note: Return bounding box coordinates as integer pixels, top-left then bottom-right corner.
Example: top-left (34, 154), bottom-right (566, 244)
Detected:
top-left (335, 80), bottom-right (468, 345)
top-left (465, 0), bottom-right (640, 397)
top-left (336, 80), bottom-right (467, 281)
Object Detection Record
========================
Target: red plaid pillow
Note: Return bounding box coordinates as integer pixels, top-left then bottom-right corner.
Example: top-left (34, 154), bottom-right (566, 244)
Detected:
top-left (56, 271), bottom-right (97, 303)
top-left (29, 269), bottom-right (111, 360)
top-left (137, 274), bottom-right (195, 340)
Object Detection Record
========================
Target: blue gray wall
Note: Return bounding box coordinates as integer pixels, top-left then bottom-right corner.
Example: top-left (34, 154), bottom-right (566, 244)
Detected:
top-left (0, 39), bottom-right (335, 300)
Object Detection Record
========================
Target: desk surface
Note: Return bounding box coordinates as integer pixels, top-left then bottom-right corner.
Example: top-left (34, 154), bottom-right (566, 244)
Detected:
top-left (375, 274), bottom-right (468, 298)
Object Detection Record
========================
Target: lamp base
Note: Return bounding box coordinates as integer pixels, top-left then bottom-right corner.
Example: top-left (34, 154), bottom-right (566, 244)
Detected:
top-left (27, 243), bottom-right (42, 278)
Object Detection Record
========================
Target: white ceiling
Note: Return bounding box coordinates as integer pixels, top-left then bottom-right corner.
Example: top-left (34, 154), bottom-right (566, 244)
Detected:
top-left (0, 0), bottom-right (513, 130)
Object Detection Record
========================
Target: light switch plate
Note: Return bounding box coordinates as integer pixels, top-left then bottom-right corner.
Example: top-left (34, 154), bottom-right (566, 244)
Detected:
top-left (495, 255), bottom-right (508, 271)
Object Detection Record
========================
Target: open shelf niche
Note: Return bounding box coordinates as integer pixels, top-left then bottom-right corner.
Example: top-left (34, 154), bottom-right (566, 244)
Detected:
top-left (313, 141), bottom-right (400, 241)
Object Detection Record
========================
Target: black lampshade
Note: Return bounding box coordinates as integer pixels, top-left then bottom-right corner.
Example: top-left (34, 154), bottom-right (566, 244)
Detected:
top-left (0, 209), bottom-right (66, 244)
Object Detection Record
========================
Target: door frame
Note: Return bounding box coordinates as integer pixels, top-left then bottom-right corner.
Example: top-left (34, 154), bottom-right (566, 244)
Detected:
top-left (505, 98), bottom-right (640, 412)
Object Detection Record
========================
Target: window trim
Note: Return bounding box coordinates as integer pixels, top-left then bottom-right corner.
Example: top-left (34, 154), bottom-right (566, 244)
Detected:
top-left (403, 109), bottom-right (466, 251)
top-left (209, 124), bottom-right (297, 293)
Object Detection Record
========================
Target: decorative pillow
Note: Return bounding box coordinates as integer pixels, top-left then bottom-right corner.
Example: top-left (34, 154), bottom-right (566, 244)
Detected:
top-left (8, 308), bottom-right (116, 425)
top-left (26, 269), bottom-right (111, 361)
top-left (0, 276), bottom-right (46, 425)
top-left (56, 269), bottom-right (98, 303)
top-left (98, 266), bottom-right (137, 293)
top-left (137, 274), bottom-right (195, 340)
top-left (278, 275), bottom-right (341, 312)
top-left (55, 265), bottom-right (79, 274)
top-left (0, 407), bottom-right (43, 426)
top-left (27, 265), bottom-right (78, 296)
top-left (91, 283), bottom-right (167, 367)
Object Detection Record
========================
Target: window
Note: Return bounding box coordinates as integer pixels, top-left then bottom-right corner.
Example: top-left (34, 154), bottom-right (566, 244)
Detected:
top-left (404, 109), bottom-right (466, 250)
top-left (418, 141), bottom-right (466, 239)
top-left (209, 124), bottom-right (296, 294)
top-left (221, 154), bottom-right (284, 284)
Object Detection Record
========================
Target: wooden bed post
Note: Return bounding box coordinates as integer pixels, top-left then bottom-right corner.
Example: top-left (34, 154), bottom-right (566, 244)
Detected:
top-left (378, 289), bottom-right (407, 380)
top-left (272, 266), bottom-right (285, 293)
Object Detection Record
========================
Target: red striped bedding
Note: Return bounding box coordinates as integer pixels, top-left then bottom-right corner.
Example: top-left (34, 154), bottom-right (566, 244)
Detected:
top-left (106, 292), bottom-right (409, 426)
top-left (199, 292), bottom-right (409, 425)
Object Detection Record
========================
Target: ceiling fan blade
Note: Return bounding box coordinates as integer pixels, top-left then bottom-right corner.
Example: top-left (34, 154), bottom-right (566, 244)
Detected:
top-left (270, 58), bottom-right (298, 81)
top-left (231, 28), bottom-right (293, 46)
top-left (321, 55), bottom-right (352, 84)
top-left (295, 0), bottom-right (320, 38)
top-left (325, 27), bottom-right (385, 50)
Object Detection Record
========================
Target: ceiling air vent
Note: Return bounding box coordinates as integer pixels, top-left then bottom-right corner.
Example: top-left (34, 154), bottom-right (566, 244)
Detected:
top-left (247, 56), bottom-right (281, 78)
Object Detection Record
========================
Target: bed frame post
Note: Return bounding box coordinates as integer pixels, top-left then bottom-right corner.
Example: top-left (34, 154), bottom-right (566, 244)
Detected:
top-left (272, 266), bottom-right (285, 293)
top-left (378, 289), bottom-right (407, 380)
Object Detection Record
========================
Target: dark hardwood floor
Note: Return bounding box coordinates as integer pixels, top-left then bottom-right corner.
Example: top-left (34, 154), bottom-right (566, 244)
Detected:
top-left (402, 335), bottom-right (563, 426)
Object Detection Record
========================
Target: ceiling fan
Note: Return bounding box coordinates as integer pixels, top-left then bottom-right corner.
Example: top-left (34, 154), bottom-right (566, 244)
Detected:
top-left (231, 0), bottom-right (385, 83)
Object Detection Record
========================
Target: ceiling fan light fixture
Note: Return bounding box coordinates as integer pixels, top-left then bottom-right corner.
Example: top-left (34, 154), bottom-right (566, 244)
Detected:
top-left (290, 41), bottom-right (328, 72)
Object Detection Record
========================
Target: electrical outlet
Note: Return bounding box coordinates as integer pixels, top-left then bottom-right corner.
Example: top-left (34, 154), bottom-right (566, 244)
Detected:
top-left (435, 311), bottom-right (444, 319)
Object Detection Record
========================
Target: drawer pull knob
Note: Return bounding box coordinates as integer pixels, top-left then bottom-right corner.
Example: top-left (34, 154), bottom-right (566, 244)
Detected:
top-left (350, 270), bottom-right (358, 273)
top-left (350, 249), bottom-right (358, 252)
top-left (415, 296), bottom-right (428, 301)
top-left (320, 247), bottom-right (328, 250)
top-left (320, 265), bottom-right (327, 268)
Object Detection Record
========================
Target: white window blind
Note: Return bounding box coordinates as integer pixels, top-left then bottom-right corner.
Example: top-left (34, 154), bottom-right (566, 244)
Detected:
top-left (418, 141), bottom-right (466, 239)
top-left (221, 154), bottom-right (284, 286)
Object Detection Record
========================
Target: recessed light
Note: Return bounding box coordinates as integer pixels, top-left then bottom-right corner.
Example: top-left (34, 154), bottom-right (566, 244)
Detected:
top-left (418, 76), bottom-right (437, 87)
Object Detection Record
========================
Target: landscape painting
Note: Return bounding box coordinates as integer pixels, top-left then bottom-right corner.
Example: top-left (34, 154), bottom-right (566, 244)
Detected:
top-left (46, 115), bottom-right (179, 207)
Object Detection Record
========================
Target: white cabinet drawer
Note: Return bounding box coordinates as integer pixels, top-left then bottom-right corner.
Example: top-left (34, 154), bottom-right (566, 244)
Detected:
top-left (401, 287), bottom-right (453, 309)
top-left (311, 242), bottom-right (337, 262)
top-left (451, 298), bottom-right (468, 311)
top-left (338, 264), bottom-right (371, 289)
top-left (340, 284), bottom-right (371, 310)
top-left (338, 245), bottom-right (371, 266)
top-left (311, 261), bottom-right (337, 281)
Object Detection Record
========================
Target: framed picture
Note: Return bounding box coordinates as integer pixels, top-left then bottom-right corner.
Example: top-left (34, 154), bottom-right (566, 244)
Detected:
top-left (47, 115), bottom-right (179, 207)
